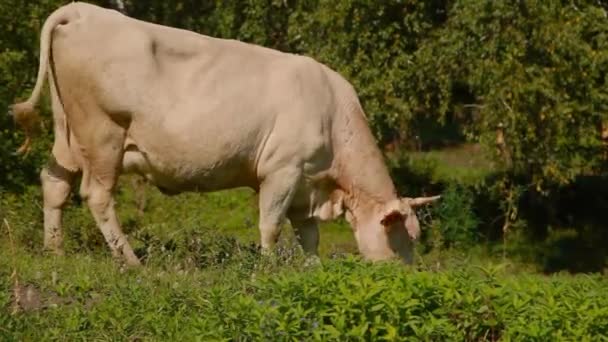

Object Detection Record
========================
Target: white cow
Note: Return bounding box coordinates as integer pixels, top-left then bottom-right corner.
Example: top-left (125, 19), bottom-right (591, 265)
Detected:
top-left (10, 2), bottom-right (439, 266)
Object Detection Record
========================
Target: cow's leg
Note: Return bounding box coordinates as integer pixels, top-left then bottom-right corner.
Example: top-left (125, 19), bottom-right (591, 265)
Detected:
top-left (83, 178), bottom-right (140, 266)
top-left (288, 215), bottom-right (319, 255)
top-left (41, 72), bottom-right (80, 254)
top-left (41, 158), bottom-right (77, 254)
top-left (75, 109), bottom-right (140, 266)
top-left (258, 167), bottom-right (302, 253)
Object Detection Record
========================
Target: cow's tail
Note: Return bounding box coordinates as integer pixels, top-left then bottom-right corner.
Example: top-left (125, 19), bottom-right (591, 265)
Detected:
top-left (8, 5), bottom-right (76, 155)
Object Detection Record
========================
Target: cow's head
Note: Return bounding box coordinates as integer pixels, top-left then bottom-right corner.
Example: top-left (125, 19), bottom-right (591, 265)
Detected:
top-left (346, 195), bottom-right (440, 264)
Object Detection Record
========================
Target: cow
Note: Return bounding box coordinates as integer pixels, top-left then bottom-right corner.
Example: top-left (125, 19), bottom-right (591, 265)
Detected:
top-left (9, 2), bottom-right (439, 266)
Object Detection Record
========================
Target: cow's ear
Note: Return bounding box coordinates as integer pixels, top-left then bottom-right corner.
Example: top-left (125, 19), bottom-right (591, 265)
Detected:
top-left (331, 192), bottom-right (345, 218)
top-left (316, 189), bottom-right (345, 221)
top-left (380, 209), bottom-right (404, 229)
top-left (380, 199), bottom-right (405, 231)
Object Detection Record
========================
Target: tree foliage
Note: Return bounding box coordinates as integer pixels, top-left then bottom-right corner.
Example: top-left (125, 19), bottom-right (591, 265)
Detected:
top-left (407, 1), bottom-right (608, 191)
top-left (1, 0), bottom-right (607, 242)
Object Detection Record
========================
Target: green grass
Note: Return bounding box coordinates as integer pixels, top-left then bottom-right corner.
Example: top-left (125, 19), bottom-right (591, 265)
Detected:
top-left (407, 143), bottom-right (496, 185)
top-left (1, 175), bottom-right (357, 261)
top-left (112, 177), bottom-right (358, 258)
top-left (1, 172), bottom-right (607, 340)
top-left (1, 243), bottom-right (607, 341)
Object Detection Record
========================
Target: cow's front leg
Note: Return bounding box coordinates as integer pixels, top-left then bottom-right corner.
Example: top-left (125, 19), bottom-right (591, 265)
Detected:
top-left (258, 167), bottom-right (302, 254)
top-left (288, 215), bottom-right (319, 255)
top-left (40, 159), bottom-right (78, 255)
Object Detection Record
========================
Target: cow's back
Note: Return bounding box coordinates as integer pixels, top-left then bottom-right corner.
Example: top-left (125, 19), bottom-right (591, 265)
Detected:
top-left (50, 3), bottom-right (337, 193)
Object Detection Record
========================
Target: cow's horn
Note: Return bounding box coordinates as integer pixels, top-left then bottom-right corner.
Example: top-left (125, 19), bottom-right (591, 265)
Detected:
top-left (407, 195), bottom-right (441, 207)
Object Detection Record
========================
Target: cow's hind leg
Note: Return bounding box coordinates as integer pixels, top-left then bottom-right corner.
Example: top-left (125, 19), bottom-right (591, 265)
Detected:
top-left (83, 176), bottom-right (140, 266)
top-left (75, 110), bottom-right (140, 266)
top-left (41, 157), bottom-right (78, 254)
top-left (41, 71), bottom-right (80, 254)
top-left (258, 167), bottom-right (302, 253)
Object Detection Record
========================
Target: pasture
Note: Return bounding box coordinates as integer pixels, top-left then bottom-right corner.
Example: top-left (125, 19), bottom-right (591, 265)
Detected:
top-left (2, 0), bottom-right (608, 340)
top-left (2, 164), bottom-right (607, 340)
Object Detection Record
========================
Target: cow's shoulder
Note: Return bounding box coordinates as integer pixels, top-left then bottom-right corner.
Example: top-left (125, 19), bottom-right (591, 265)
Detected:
top-left (270, 53), bottom-right (332, 91)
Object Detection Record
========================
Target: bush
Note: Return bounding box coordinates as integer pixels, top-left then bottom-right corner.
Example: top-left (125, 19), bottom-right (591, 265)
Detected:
top-left (431, 183), bottom-right (479, 249)
top-left (2, 253), bottom-right (607, 341)
top-left (387, 152), bottom-right (482, 251)
top-left (202, 260), bottom-right (608, 341)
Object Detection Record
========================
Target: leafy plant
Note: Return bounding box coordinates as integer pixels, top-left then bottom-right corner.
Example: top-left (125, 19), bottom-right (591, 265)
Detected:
top-left (2, 247), bottom-right (606, 341)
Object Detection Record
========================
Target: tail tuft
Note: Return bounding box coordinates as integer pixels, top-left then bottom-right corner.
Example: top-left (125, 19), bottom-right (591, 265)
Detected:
top-left (9, 101), bottom-right (41, 155)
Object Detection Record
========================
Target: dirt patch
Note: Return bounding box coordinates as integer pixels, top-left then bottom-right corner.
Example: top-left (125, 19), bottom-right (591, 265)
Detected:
top-left (10, 283), bottom-right (72, 312)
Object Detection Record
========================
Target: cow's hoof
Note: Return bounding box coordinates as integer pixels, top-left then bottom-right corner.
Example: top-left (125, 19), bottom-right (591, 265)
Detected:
top-left (260, 246), bottom-right (274, 257)
top-left (303, 255), bottom-right (321, 267)
top-left (43, 247), bottom-right (65, 256)
top-left (126, 256), bottom-right (142, 267)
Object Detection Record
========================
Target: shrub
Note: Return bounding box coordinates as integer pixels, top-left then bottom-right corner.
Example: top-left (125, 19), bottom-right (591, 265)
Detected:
top-left (3, 253), bottom-right (606, 341)
top-left (431, 183), bottom-right (479, 249)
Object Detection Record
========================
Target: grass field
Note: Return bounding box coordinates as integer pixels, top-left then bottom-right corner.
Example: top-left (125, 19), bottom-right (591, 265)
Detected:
top-left (2, 232), bottom-right (607, 340)
top-left (1, 156), bottom-right (607, 340)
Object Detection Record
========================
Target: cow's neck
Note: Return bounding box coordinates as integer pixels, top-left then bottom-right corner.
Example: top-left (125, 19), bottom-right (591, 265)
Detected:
top-left (331, 106), bottom-right (398, 215)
